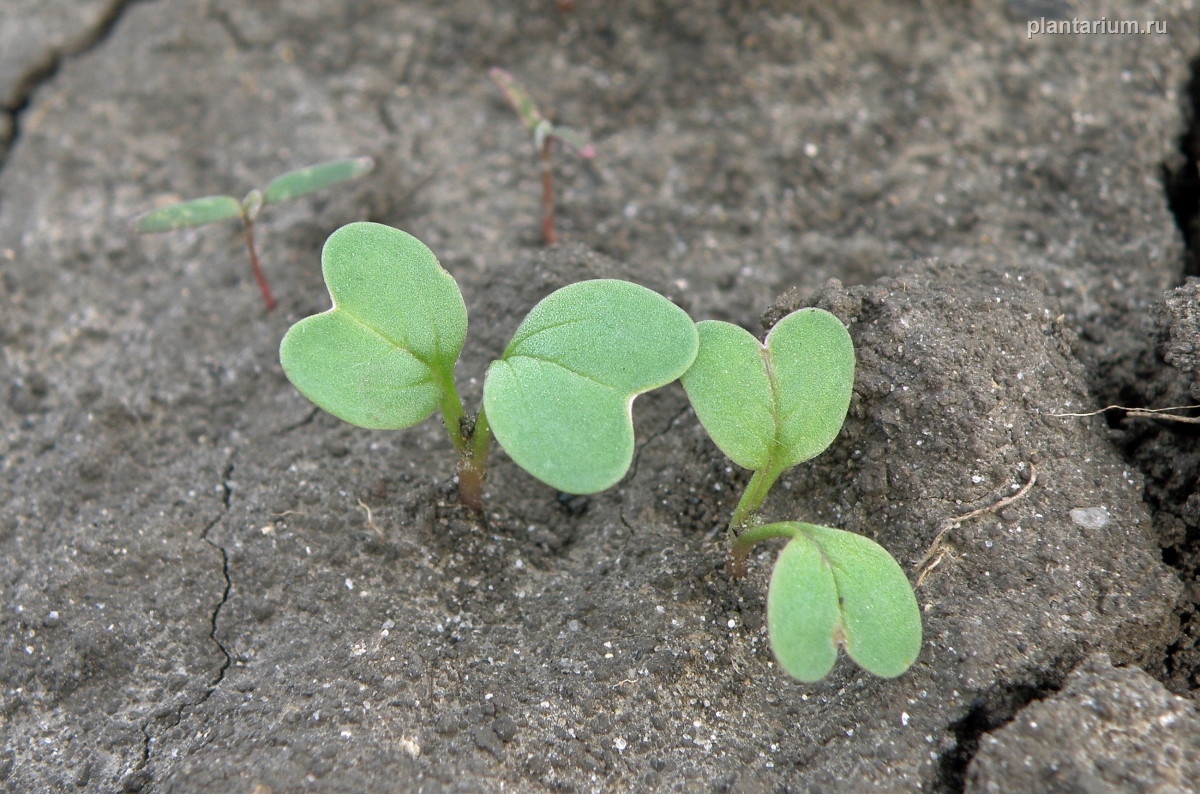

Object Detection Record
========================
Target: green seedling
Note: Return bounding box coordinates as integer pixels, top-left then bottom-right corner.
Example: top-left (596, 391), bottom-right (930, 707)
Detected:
top-left (489, 67), bottom-right (594, 246)
top-left (278, 220), bottom-right (917, 682)
top-left (280, 221), bottom-right (697, 512)
top-left (682, 309), bottom-right (921, 682)
top-left (131, 156), bottom-right (375, 311)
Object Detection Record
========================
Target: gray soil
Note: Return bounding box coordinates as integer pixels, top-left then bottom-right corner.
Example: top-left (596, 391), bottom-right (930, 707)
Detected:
top-left (3, 1), bottom-right (1200, 792)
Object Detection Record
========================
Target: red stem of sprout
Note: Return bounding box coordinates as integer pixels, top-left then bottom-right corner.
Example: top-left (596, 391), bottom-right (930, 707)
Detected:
top-left (241, 219), bottom-right (276, 311)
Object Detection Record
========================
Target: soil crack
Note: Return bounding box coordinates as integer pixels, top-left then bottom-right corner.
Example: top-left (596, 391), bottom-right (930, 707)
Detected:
top-left (206, 541), bottom-right (234, 686)
top-left (1164, 53), bottom-right (1200, 279)
top-left (279, 406), bottom-right (320, 435)
top-left (206, 5), bottom-right (256, 51)
top-left (140, 453), bottom-right (236, 782)
top-left (0, 0), bottom-right (151, 174)
top-left (626, 400), bottom-right (692, 483)
top-left (936, 678), bottom-right (1061, 793)
top-left (202, 456), bottom-right (235, 688)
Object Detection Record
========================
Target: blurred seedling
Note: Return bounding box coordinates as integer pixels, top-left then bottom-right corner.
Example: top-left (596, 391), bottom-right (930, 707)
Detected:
top-left (130, 156), bottom-right (375, 311)
top-left (681, 309), bottom-right (922, 682)
top-left (280, 221), bottom-right (697, 513)
top-left (489, 67), bottom-right (594, 245)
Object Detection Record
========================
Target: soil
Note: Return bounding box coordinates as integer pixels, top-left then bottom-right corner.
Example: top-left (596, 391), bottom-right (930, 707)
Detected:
top-left (3, 1), bottom-right (1200, 792)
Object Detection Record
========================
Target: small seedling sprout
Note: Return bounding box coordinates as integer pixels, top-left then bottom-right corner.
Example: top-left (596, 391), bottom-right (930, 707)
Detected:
top-left (489, 67), bottom-right (594, 245)
top-left (130, 156), bottom-right (375, 311)
top-left (279, 220), bottom-right (921, 683)
top-left (681, 309), bottom-right (922, 681)
top-left (682, 310), bottom-right (856, 541)
top-left (279, 222), bottom-right (696, 512)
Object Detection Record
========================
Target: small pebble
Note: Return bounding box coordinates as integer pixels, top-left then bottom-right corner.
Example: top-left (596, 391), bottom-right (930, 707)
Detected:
top-left (1069, 507), bottom-right (1109, 529)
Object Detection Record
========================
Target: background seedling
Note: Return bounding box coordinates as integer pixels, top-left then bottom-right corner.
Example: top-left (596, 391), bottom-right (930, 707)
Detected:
top-left (131, 156), bottom-right (375, 311)
top-left (280, 221), bottom-right (696, 512)
top-left (489, 67), bottom-right (594, 246)
top-left (681, 308), bottom-right (921, 681)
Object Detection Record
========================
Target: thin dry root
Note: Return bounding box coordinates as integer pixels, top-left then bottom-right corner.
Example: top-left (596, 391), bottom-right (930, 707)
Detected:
top-left (357, 498), bottom-right (384, 539)
top-left (1052, 404), bottom-right (1200, 424)
top-left (914, 552), bottom-right (945, 589)
top-left (914, 463), bottom-right (1037, 588)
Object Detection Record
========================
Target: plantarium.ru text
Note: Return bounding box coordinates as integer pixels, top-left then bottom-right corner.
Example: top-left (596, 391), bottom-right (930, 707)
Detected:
top-left (280, 221), bottom-right (920, 682)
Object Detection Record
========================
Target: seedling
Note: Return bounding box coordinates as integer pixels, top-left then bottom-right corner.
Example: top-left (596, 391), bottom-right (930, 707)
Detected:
top-left (489, 67), bottom-right (594, 246)
top-left (131, 156), bottom-right (375, 311)
top-left (279, 221), bottom-right (697, 512)
top-left (682, 310), bottom-right (922, 681)
top-left (279, 221), bottom-right (918, 682)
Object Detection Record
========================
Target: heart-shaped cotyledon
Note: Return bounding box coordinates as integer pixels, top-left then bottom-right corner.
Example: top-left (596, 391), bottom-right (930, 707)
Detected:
top-left (765, 522), bottom-right (922, 682)
top-left (483, 279), bottom-right (698, 494)
top-left (680, 307), bottom-right (855, 482)
top-left (279, 221), bottom-right (466, 430)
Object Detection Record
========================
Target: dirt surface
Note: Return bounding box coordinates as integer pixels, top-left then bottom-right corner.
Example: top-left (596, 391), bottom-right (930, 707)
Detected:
top-left (965, 653), bottom-right (1200, 792)
top-left (3, 1), bottom-right (1200, 792)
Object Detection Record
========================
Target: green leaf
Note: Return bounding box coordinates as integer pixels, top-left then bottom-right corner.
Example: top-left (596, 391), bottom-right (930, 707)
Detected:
top-left (483, 280), bottom-right (698, 494)
top-left (681, 308), bottom-right (854, 476)
top-left (546, 123), bottom-right (596, 159)
top-left (279, 222), bottom-right (466, 430)
top-left (765, 527), bottom-right (840, 681)
top-left (489, 67), bottom-right (543, 131)
top-left (767, 523), bottom-right (922, 681)
top-left (130, 195), bottom-right (243, 233)
top-left (262, 156), bottom-right (375, 206)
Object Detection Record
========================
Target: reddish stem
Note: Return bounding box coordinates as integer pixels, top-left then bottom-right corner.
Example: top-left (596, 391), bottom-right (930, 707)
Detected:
top-left (241, 219), bottom-right (276, 312)
top-left (727, 545), bottom-right (751, 580)
top-left (458, 409), bottom-right (493, 516)
top-left (540, 140), bottom-right (556, 246)
top-left (727, 523), bottom-right (797, 580)
top-left (457, 456), bottom-right (485, 516)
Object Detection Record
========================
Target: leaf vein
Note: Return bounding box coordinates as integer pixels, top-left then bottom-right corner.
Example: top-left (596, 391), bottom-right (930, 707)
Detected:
top-left (341, 310), bottom-right (433, 372)
top-left (507, 316), bottom-right (589, 353)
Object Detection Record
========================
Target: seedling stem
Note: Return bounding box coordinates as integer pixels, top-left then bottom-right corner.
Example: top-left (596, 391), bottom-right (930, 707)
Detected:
top-left (240, 216), bottom-right (276, 311)
top-left (433, 376), bottom-right (492, 514)
top-left (729, 520), bottom-right (796, 578)
top-left (540, 138), bottom-right (557, 245)
top-left (459, 410), bottom-right (493, 514)
top-left (728, 466), bottom-right (782, 541)
top-left (490, 68), bottom-right (593, 246)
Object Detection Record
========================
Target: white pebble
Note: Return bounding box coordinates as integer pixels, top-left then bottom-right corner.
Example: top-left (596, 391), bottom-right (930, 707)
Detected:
top-left (1069, 507), bottom-right (1109, 529)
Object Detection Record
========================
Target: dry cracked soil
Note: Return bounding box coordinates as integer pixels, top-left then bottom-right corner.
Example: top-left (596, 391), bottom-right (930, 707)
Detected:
top-left (3, 1), bottom-right (1200, 792)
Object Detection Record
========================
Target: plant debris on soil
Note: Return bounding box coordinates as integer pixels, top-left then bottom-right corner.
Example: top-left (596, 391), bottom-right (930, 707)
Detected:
top-left (3, 1), bottom-right (1200, 792)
